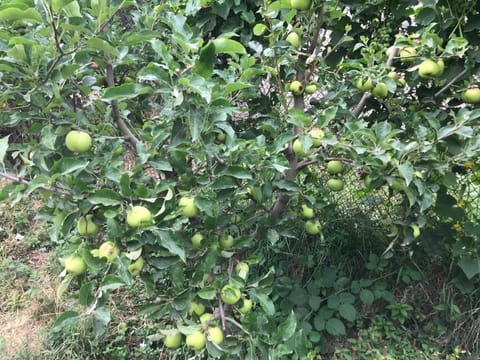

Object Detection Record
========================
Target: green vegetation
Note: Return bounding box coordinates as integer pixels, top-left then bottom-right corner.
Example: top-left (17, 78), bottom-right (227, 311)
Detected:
top-left (1, 0), bottom-right (480, 359)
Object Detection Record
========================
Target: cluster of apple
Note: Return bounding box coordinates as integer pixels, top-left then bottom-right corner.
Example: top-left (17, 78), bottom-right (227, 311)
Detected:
top-left (162, 263), bottom-right (253, 352)
top-left (301, 204), bottom-right (322, 236)
top-left (291, 127), bottom-right (324, 159)
top-left (289, 79), bottom-right (317, 96)
top-left (325, 160), bottom-right (344, 192)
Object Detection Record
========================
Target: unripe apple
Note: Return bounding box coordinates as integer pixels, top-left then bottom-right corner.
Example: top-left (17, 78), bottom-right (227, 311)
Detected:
top-left (410, 223), bottom-right (421, 239)
top-left (309, 128), bottom-right (324, 147)
top-left (164, 332), bottom-right (183, 349)
top-left (293, 139), bottom-right (313, 159)
top-left (305, 220), bottom-right (321, 235)
top-left (98, 241), bottom-right (120, 262)
top-left (356, 77), bottom-right (373, 92)
top-left (399, 46), bottom-right (416, 62)
top-left (388, 71), bottom-right (398, 80)
top-left (291, 0), bottom-right (312, 11)
top-left (216, 132), bottom-right (226, 142)
top-left (436, 59), bottom-right (445, 76)
top-left (77, 215), bottom-right (99, 235)
top-left (301, 204), bottom-right (315, 219)
top-left (179, 196), bottom-right (199, 218)
top-left (128, 256), bottom-right (144, 276)
top-left (326, 178), bottom-right (344, 191)
top-left (390, 178), bottom-right (405, 192)
top-left (220, 235), bottom-right (234, 250)
top-left (191, 233), bottom-right (204, 249)
top-left (461, 88), bottom-right (480, 104)
top-left (326, 160), bottom-right (344, 175)
top-left (372, 82), bottom-right (388, 98)
top-left (199, 313), bottom-right (216, 325)
top-left (186, 331), bottom-right (206, 351)
top-left (305, 84), bottom-right (317, 94)
top-left (221, 284), bottom-right (242, 305)
top-left (290, 80), bottom-right (304, 95)
top-left (418, 59), bottom-right (442, 79)
top-left (286, 32), bottom-right (301, 49)
top-left (238, 297), bottom-right (253, 314)
top-left (126, 206), bottom-right (153, 227)
top-left (64, 255), bottom-right (87, 275)
top-left (235, 262), bottom-right (250, 280)
top-left (189, 301), bottom-right (206, 316)
top-left (65, 130), bottom-right (92, 153)
top-left (207, 327), bottom-right (224, 345)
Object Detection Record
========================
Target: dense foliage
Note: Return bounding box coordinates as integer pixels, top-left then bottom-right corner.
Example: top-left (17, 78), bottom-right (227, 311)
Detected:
top-left (1, 0), bottom-right (480, 358)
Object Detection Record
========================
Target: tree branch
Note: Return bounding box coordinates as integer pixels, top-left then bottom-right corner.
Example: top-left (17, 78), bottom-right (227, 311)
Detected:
top-left (434, 68), bottom-right (467, 98)
top-left (0, 171), bottom-right (71, 195)
top-left (105, 63), bottom-right (141, 146)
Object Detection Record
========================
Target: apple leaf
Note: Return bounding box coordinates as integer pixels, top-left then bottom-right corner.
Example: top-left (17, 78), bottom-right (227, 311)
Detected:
top-left (251, 291), bottom-right (275, 316)
top-left (51, 310), bottom-right (80, 332)
top-left (458, 256), bottom-right (480, 280)
top-left (212, 38), bottom-right (246, 55)
top-left (221, 165), bottom-right (252, 179)
top-left (278, 311), bottom-right (297, 341)
top-left (0, 135), bottom-right (9, 169)
top-left (194, 41), bottom-right (216, 78)
top-left (158, 230), bottom-right (186, 262)
top-left (88, 189), bottom-right (121, 206)
top-left (103, 83), bottom-right (153, 101)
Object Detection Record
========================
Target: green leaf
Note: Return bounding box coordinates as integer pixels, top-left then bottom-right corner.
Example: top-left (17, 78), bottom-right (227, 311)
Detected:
top-left (253, 23), bottom-right (267, 36)
top-left (325, 318), bottom-right (346, 336)
top-left (79, 282), bottom-right (95, 306)
top-left (0, 8), bottom-right (42, 23)
top-left (277, 311), bottom-right (297, 341)
top-left (52, 310), bottom-right (80, 332)
top-left (87, 38), bottom-right (120, 57)
top-left (194, 41), bottom-right (216, 78)
top-left (0, 135), bottom-right (9, 168)
top-left (103, 83), bottom-right (153, 101)
top-left (88, 189), bottom-right (121, 206)
top-left (56, 273), bottom-right (74, 300)
top-left (458, 257), bottom-right (480, 280)
top-left (308, 295), bottom-right (322, 311)
top-left (359, 289), bottom-right (374, 305)
top-left (101, 275), bottom-right (126, 291)
top-left (58, 158), bottom-right (90, 175)
top-left (158, 230), bottom-right (186, 262)
top-left (212, 38), bottom-right (246, 55)
top-left (93, 307), bottom-right (111, 337)
top-left (338, 303), bottom-right (357, 322)
top-left (221, 166), bottom-right (252, 179)
top-left (197, 286), bottom-right (217, 300)
top-left (224, 82), bottom-right (253, 95)
top-left (252, 291), bottom-right (275, 316)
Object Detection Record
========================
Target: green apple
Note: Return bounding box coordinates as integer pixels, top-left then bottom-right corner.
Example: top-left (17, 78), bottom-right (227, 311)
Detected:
top-left (461, 88), bottom-right (480, 104)
top-left (189, 301), bottom-right (206, 316)
top-left (388, 71), bottom-right (398, 80)
top-left (326, 178), bottom-right (344, 191)
top-left (221, 284), bottom-right (241, 305)
top-left (305, 84), bottom-right (317, 94)
top-left (356, 77), bottom-right (373, 92)
top-left (410, 223), bottom-right (421, 239)
top-left (220, 235), bottom-right (234, 250)
top-left (290, 80), bottom-right (304, 95)
top-left (164, 332), bottom-right (183, 349)
top-left (128, 257), bottom-right (144, 276)
top-left (191, 233), bottom-right (204, 249)
top-left (372, 82), bottom-right (388, 98)
top-left (293, 139), bottom-right (313, 159)
top-left (399, 46), bottom-right (416, 62)
top-left (98, 241), bottom-right (120, 262)
top-left (65, 130), bottom-right (92, 153)
top-left (418, 59), bottom-right (442, 79)
top-left (186, 331), bottom-right (206, 351)
top-left (207, 327), bottom-right (224, 345)
top-left (179, 196), bottom-right (199, 218)
top-left (126, 206), bottom-right (153, 227)
top-left (305, 220), bottom-right (321, 235)
top-left (238, 297), bottom-right (253, 314)
top-left (326, 160), bottom-right (343, 175)
top-left (199, 313), bottom-right (216, 325)
top-left (286, 32), bottom-right (301, 49)
top-left (398, 77), bottom-right (407, 87)
top-left (231, 214), bottom-right (241, 224)
top-left (77, 215), bottom-right (99, 235)
top-left (309, 128), bottom-right (324, 147)
top-left (291, 0), bottom-right (312, 10)
top-left (235, 262), bottom-right (250, 280)
top-left (436, 59), bottom-right (445, 76)
top-left (390, 178), bottom-right (405, 192)
top-left (301, 204), bottom-right (315, 219)
top-left (216, 132), bottom-right (226, 142)
top-left (64, 255), bottom-right (87, 275)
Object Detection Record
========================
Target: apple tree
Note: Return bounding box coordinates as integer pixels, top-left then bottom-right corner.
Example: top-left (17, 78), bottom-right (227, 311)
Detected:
top-left (1, 0), bottom-right (480, 357)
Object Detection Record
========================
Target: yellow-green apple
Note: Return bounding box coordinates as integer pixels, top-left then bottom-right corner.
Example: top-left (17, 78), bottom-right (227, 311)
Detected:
top-left (309, 128), bottom-right (324, 147)
top-left (235, 262), bottom-right (250, 280)
top-left (305, 84), bottom-right (317, 94)
top-left (291, 0), bottom-right (312, 10)
top-left (238, 297), bottom-right (253, 314)
top-left (220, 235), bottom-right (234, 250)
top-left (189, 301), bottom-right (206, 316)
top-left (65, 130), bottom-right (92, 153)
top-left (372, 82), bottom-right (388, 98)
top-left (286, 32), bottom-right (301, 49)
top-left (326, 160), bottom-right (343, 175)
top-left (179, 196), bottom-right (199, 218)
top-left (207, 327), bottom-right (224, 345)
top-left (461, 88), bottom-right (480, 104)
top-left (64, 255), bottom-right (87, 275)
top-left (126, 206), bottom-right (152, 227)
top-left (98, 241), bottom-right (120, 262)
top-left (164, 332), bottom-right (183, 349)
top-left (399, 46), bottom-right (416, 61)
top-left (293, 139), bottom-right (313, 159)
top-left (418, 59), bottom-right (443, 79)
top-left (191, 233), bottom-right (204, 249)
top-left (326, 178), bottom-right (344, 191)
top-left (301, 204), bottom-right (315, 219)
top-left (356, 77), bottom-right (373, 92)
top-left (186, 330), bottom-right (206, 351)
top-left (290, 80), bottom-right (304, 95)
top-left (77, 215), bottom-right (99, 235)
top-left (221, 284), bottom-right (241, 305)
top-left (305, 220), bottom-right (321, 235)
top-left (128, 257), bottom-right (144, 276)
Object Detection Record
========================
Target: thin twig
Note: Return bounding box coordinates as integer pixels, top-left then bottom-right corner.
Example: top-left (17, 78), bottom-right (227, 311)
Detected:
top-left (0, 171), bottom-right (71, 195)
top-left (434, 69), bottom-right (467, 98)
top-left (307, 1), bottom-right (325, 55)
